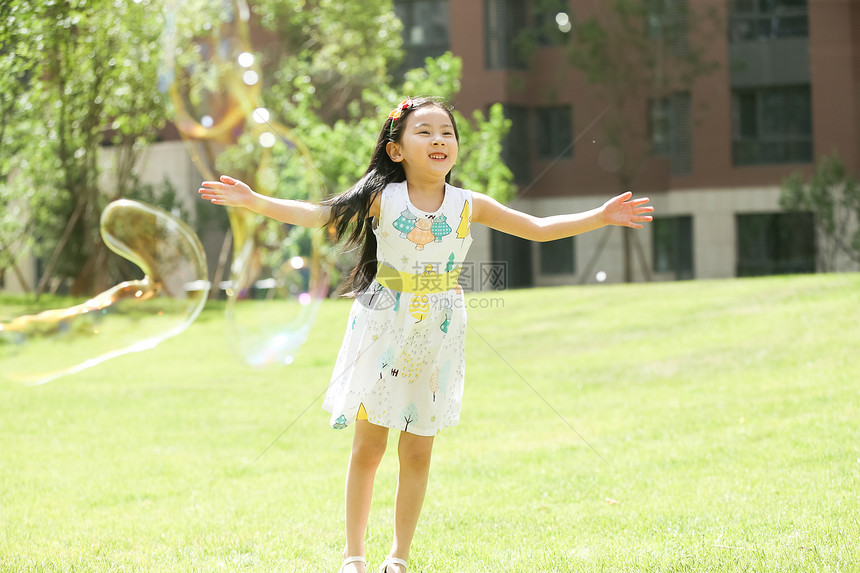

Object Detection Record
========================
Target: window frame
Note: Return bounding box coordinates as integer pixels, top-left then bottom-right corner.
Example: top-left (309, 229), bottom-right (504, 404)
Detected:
top-left (731, 84), bottom-right (813, 166)
top-left (534, 105), bottom-right (573, 161)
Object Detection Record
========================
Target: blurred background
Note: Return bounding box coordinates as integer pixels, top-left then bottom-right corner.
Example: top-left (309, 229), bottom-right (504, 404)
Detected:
top-left (1, 0), bottom-right (857, 297)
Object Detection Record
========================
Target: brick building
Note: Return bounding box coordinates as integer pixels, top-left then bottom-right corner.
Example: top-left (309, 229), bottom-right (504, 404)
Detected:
top-left (399, 0), bottom-right (859, 287)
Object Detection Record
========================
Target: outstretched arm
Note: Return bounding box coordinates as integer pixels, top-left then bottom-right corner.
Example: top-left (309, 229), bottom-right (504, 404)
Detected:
top-left (198, 175), bottom-right (332, 228)
top-left (472, 191), bottom-right (653, 242)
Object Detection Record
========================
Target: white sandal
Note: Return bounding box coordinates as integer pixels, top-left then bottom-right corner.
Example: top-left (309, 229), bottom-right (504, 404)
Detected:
top-left (340, 555), bottom-right (366, 572)
top-left (378, 556), bottom-right (408, 573)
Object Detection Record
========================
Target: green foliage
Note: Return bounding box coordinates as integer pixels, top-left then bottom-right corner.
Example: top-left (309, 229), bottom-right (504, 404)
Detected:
top-left (4, 0), bottom-right (513, 296)
top-left (568, 17), bottom-right (611, 84)
top-left (780, 153), bottom-right (860, 270)
top-left (216, 49), bottom-right (513, 287)
top-left (0, 2), bottom-right (39, 268)
top-left (1, 0), bottom-right (169, 293)
top-left (254, 0), bottom-right (404, 124)
top-left (516, 0), bottom-right (572, 57)
top-left (167, 0), bottom-right (513, 214)
top-left (125, 174), bottom-right (190, 223)
top-left (454, 104), bottom-right (514, 203)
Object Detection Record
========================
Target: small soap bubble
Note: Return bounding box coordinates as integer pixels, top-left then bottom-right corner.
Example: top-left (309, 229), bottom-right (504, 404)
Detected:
top-left (252, 107), bottom-right (270, 124)
top-left (242, 70), bottom-right (259, 86)
top-left (258, 132), bottom-right (276, 148)
top-left (556, 12), bottom-right (572, 33)
top-left (598, 145), bottom-right (624, 174)
top-left (237, 51), bottom-right (255, 68)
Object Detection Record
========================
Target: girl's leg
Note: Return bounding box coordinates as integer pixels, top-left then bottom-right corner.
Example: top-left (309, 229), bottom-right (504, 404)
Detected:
top-left (386, 431), bottom-right (435, 572)
top-left (343, 419), bottom-right (389, 572)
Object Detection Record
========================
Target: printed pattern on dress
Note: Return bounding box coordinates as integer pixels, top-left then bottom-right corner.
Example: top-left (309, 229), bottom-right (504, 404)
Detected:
top-left (322, 181), bottom-right (474, 436)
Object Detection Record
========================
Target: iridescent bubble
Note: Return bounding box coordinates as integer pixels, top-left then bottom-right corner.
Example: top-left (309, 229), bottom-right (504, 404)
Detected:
top-left (160, 0), bottom-right (335, 368)
top-left (252, 107), bottom-right (270, 124)
top-left (221, 121), bottom-right (335, 367)
top-left (159, 0), bottom-right (258, 142)
top-left (242, 70), bottom-right (259, 86)
top-left (598, 145), bottom-right (624, 173)
top-left (237, 52), bottom-right (255, 68)
top-left (556, 12), bottom-right (572, 33)
top-left (258, 132), bottom-right (276, 148)
top-left (0, 200), bottom-right (209, 385)
top-left (224, 209), bottom-right (332, 367)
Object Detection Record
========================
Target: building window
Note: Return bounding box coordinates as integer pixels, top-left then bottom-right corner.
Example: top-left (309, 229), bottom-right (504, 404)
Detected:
top-left (646, 0), bottom-right (689, 56)
top-left (501, 105), bottom-right (531, 184)
top-left (535, 106), bottom-right (572, 160)
top-left (652, 216), bottom-right (694, 279)
top-left (539, 237), bottom-right (575, 275)
top-left (491, 229), bottom-right (533, 288)
top-left (394, 0), bottom-right (450, 73)
top-left (736, 212), bottom-right (816, 276)
top-left (731, 85), bottom-right (812, 166)
top-left (650, 98), bottom-right (672, 157)
top-left (649, 91), bottom-right (692, 175)
top-left (484, 0), bottom-right (528, 70)
top-left (729, 0), bottom-right (808, 43)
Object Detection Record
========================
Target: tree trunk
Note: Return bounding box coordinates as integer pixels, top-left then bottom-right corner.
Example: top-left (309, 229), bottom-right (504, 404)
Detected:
top-left (11, 262), bottom-right (32, 294)
top-left (210, 228), bottom-right (233, 300)
top-left (35, 199), bottom-right (85, 300)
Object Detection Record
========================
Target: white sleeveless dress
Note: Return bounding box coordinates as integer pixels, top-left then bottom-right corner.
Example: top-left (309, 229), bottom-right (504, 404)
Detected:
top-left (322, 181), bottom-right (474, 436)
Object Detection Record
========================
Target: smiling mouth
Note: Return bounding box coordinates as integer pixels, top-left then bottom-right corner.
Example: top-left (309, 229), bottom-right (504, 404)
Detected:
top-left (429, 153), bottom-right (447, 160)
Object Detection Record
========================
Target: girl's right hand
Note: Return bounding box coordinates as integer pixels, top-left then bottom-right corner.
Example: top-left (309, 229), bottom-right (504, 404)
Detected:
top-left (198, 175), bottom-right (255, 208)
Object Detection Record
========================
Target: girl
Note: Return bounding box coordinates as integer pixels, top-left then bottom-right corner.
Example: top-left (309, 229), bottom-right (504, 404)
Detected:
top-left (199, 96), bottom-right (653, 573)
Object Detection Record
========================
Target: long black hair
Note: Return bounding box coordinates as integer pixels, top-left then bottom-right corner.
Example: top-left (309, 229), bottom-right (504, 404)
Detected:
top-left (323, 96), bottom-right (461, 297)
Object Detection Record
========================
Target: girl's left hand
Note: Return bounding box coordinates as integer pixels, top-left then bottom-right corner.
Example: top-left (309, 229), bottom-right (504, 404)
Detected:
top-left (601, 192), bottom-right (654, 229)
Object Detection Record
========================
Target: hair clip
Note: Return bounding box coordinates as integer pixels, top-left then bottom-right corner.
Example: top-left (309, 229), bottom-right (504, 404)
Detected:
top-left (388, 98), bottom-right (413, 134)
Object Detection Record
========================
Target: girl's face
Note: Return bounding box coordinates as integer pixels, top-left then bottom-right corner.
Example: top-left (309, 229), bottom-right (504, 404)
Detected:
top-left (387, 105), bottom-right (459, 183)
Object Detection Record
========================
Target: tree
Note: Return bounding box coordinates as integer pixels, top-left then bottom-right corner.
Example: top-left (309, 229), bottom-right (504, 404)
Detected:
top-left (238, 0), bottom-right (516, 204)
top-left (401, 402), bottom-right (418, 433)
top-left (3, 0), bottom-right (513, 297)
top-left (780, 153), bottom-right (860, 271)
top-left (0, 0), bottom-right (169, 296)
top-left (167, 0), bottom-right (513, 292)
top-left (0, 1), bottom-right (39, 290)
top-left (549, 0), bottom-right (720, 281)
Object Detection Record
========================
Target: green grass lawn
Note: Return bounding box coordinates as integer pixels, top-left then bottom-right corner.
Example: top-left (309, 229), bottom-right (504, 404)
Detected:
top-left (1, 274), bottom-right (858, 572)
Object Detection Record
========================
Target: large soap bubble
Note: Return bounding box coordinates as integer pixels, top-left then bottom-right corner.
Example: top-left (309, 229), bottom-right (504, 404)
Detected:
top-left (159, 0), bottom-right (259, 145)
top-left (160, 0), bottom-right (335, 367)
top-left (0, 200), bottom-right (209, 385)
top-left (225, 205), bottom-right (334, 367)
